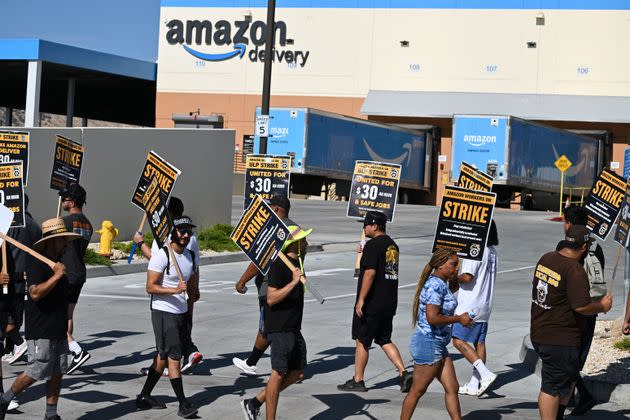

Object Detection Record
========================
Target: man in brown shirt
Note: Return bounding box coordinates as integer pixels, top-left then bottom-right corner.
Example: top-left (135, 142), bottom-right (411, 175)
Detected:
top-left (530, 225), bottom-right (612, 420)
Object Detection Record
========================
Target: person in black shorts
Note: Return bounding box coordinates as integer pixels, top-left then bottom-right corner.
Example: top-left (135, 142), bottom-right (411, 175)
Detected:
top-left (338, 211), bottom-right (412, 393)
top-left (531, 225), bottom-right (612, 420)
top-left (58, 184), bottom-right (93, 374)
top-left (240, 237), bottom-right (308, 420)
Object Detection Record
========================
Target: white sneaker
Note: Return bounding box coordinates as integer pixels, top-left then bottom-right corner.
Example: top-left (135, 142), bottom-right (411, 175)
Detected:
top-left (232, 357), bottom-right (257, 376)
top-left (1, 352), bottom-right (13, 362)
top-left (477, 373), bottom-right (497, 396)
top-left (7, 398), bottom-right (19, 411)
top-left (8, 342), bottom-right (28, 365)
top-left (458, 384), bottom-right (478, 396)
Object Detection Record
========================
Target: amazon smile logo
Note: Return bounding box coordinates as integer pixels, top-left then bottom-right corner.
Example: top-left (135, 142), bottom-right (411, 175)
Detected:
top-left (166, 19), bottom-right (310, 67)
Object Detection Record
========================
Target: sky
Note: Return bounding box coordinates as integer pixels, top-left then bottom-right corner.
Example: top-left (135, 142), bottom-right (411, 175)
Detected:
top-left (0, 0), bottom-right (161, 62)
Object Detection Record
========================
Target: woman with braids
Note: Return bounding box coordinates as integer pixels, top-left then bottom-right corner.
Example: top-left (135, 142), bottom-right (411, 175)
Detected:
top-left (400, 249), bottom-right (473, 420)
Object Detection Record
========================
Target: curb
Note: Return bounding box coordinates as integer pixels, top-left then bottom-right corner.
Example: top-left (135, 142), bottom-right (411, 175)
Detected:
top-left (86, 244), bottom-right (324, 279)
top-left (519, 334), bottom-right (630, 405)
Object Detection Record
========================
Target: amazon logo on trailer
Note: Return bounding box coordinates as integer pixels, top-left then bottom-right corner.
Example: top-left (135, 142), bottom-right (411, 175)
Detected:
top-left (165, 18), bottom-right (310, 67)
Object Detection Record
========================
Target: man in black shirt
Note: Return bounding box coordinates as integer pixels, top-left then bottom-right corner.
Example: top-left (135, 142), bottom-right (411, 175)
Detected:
top-left (58, 183), bottom-right (93, 374)
top-left (0, 218), bottom-right (80, 420)
top-left (240, 238), bottom-right (308, 420)
top-left (338, 211), bottom-right (412, 393)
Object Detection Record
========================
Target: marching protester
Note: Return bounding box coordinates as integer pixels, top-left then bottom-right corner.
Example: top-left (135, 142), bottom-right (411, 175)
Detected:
top-left (338, 211), bottom-right (413, 393)
top-left (135, 216), bottom-right (199, 418)
top-left (558, 205), bottom-right (606, 416)
top-left (401, 248), bottom-right (473, 420)
top-left (135, 197), bottom-right (203, 375)
top-left (233, 194), bottom-right (303, 376)
top-left (0, 218), bottom-right (79, 420)
top-left (241, 236), bottom-right (309, 420)
top-left (452, 220), bottom-right (498, 397)
top-left (531, 225), bottom-right (612, 420)
top-left (58, 184), bottom-right (93, 375)
top-left (0, 234), bottom-right (20, 413)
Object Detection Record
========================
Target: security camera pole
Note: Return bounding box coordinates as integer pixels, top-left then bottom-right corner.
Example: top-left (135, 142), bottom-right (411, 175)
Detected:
top-left (259, 0), bottom-right (276, 154)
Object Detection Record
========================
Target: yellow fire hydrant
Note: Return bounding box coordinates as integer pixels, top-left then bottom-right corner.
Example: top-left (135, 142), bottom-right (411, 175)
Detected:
top-left (97, 220), bottom-right (118, 257)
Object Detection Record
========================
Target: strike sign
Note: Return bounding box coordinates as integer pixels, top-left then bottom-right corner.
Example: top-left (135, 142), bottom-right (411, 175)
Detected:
top-left (50, 135), bottom-right (84, 191)
top-left (347, 160), bottom-right (401, 222)
top-left (132, 151), bottom-right (181, 210)
top-left (432, 186), bottom-right (496, 261)
top-left (457, 162), bottom-right (493, 192)
top-left (141, 177), bottom-right (172, 248)
top-left (584, 168), bottom-right (625, 240)
top-left (0, 131), bottom-right (29, 185)
top-left (0, 162), bottom-right (24, 228)
top-left (244, 155), bottom-right (291, 209)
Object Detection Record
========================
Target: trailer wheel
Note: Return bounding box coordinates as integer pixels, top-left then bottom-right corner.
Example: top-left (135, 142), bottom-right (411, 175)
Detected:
top-left (399, 190), bottom-right (409, 204)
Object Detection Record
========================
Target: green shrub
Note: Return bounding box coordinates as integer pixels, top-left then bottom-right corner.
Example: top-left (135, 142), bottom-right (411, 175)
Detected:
top-left (84, 248), bottom-right (113, 266)
top-left (614, 337), bottom-right (630, 352)
top-left (197, 224), bottom-right (239, 252)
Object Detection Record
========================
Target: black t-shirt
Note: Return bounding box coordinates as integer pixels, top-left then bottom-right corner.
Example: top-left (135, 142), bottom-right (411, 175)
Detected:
top-left (356, 234), bottom-right (399, 316)
top-left (257, 217), bottom-right (298, 299)
top-left (0, 249), bottom-right (17, 312)
top-left (8, 212), bottom-right (41, 273)
top-left (61, 213), bottom-right (93, 285)
top-left (264, 256), bottom-right (304, 333)
top-left (25, 256), bottom-right (68, 340)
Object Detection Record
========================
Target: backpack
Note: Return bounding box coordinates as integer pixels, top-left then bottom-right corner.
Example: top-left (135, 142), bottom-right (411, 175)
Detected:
top-left (584, 246), bottom-right (606, 300)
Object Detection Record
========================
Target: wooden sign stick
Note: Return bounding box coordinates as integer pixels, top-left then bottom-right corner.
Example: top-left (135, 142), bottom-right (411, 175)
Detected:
top-left (167, 241), bottom-right (188, 301)
top-left (0, 232), bottom-right (55, 269)
top-left (127, 214), bottom-right (148, 264)
top-left (1, 242), bottom-right (7, 295)
top-left (354, 229), bottom-right (366, 278)
top-left (56, 196), bottom-right (62, 218)
top-left (277, 251), bottom-right (325, 304)
top-left (609, 244), bottom-right (623, 294)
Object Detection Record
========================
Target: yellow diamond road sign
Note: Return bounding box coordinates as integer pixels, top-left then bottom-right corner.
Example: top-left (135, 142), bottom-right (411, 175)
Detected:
top-left (555, 155), bottom-right (572, 173)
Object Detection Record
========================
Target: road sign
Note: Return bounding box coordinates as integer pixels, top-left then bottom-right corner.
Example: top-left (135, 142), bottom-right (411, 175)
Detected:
top-left (255, 115), bottom-right (270, 137)
top-left (554, 155), bottom-right (572, 173)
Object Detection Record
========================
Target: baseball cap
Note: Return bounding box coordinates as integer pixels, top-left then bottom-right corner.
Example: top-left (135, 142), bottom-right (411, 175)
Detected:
top-left (269, 194), bottom-right (290, 211)
top-left (563, 225), bottom-right (593, 249)
top-left (358, 211), bottom-right (387, 226)
top-left (173, 216), bottom-right (196, 229)
top-left (59, 183), bottom-right (86, 206)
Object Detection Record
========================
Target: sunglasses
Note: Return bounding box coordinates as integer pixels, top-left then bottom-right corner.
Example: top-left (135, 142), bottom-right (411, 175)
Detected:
top-left (177, 228), bottom-right (193, 236)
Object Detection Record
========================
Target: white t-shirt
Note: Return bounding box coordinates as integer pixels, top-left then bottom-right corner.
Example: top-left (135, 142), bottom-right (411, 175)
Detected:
top-left (151, 234), bottom-right (199, 268)
top-left (148, 246), bottom-right (194, 314)
top-left (455, 245), bottom-right (497, 322)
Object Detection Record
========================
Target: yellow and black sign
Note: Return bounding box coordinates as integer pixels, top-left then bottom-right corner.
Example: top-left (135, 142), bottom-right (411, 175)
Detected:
top-left (347, 160), bottom-right (401, 221)
top-left (231, 194), bottom-right (290, 275)
top-left (585, 168), bottom-right (625, 240)
top-left (432, 186), bottom-right (497, 261)
top-left (554, 155), bottom-right (572, 173)
top-left (141, 177), bottom-right (172, 248)
top-left (244, 155), bottom-right (291, 209)
top-left (614, 180), bottom-right (630, 247)
top-left (0, 131), bottom-right (29, 186)
top-left (50, 135), bottom-right (84, 191)
top-left (132, 151), bottom-right (181, 210)
top-left (457, 162), bottom-right (493, 192)
top-left (0, 162), bottom-right (24, 228)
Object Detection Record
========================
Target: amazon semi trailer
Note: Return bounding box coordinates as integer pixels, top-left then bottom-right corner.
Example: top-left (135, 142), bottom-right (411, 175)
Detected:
top-left (451, 115), bottom-right (605, 210)
top-left (254, 108), bottom-right (434, 203)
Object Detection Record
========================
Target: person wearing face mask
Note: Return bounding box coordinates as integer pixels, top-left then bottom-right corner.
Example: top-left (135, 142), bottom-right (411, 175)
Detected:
top-left (400, 249), bottom-right (473, 420)
top-left (531, 225), bottom-right (612, 420)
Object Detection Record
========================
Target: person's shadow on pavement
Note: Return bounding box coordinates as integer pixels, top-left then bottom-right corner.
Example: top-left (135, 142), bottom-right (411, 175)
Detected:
top-left (311, 393), bottom-right (389, 420)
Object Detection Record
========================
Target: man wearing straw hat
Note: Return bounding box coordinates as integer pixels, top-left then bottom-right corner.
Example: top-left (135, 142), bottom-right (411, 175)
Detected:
top-left (0, 218), bottom-right (79, 420)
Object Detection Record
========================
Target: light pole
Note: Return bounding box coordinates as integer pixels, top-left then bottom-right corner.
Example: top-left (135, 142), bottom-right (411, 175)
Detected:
top-left (259, 0), bottom-right (276, 155)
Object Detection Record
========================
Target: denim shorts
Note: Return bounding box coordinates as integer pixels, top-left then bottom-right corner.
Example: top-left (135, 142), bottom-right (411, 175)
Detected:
top-left (410, 330), bottom-right (448, 365)
top-left (452, 322), bottom-right (488, 344)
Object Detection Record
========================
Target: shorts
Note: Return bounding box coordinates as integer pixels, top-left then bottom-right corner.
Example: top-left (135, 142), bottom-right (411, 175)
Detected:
top-left (352, 313), bottom-right (393, 347)
top-left (410, 330), bottom-right (448, 365)
top-left (533, 343), bottom-right (580, 398)
top-left (267, 331), bottom-right (307, 375)
top-left (25, 338), bottom-right (69, 381)
top-left (452, 322), bottom-right (488, 344)
top-left (258, 298), bottom-right (265, 335)
top-left (67, 283), bottom-right (84, 304)
top-left (151, 310), bottom-right (187, 361)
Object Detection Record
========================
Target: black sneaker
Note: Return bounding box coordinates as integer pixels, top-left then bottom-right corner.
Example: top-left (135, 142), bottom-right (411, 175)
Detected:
top-left (0, 397), bottom-right (7, 420)
top-left (240, 399), bottom-right (260, 420)
top-left (337, 378), bottom-right (368, 392)
top-left (400, 370), bottom-right (413, 393)
top-left (570, 398), bottom-right (596, 416)
top-left (67, 350), bottom-right (91, 374)
top-left (177, 400), bottom-right (198, 418)
top-left (135, 394), bottom-right (167, 410)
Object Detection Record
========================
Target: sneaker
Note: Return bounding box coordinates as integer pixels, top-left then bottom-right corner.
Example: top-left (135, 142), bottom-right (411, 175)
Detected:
top-left (458, 384), bottom-right (478, 396)
top-left (67, 350), bottom-right (91, 374)
top-left (8, 342), bottom-right (28, 365)
top-left (135, 394), bottom-right (166, 410)
top-left (1, 353), bottom-right (12, 363)
top-left (337, 378), bottom-right (368, 392)
top-left (233, 357), bottom-right (257, 376)
top-left (7, 398), bottom-right (18, 412)
top-left (177, 400), bottom-right (198, 418)
top-left (44, 416), bottom-right (62, 420)
top-left (476, 373), bottom-right (497, 396)
top-left (570, 398), bottom-right (596, 416)
top-left (400, 371), bottom-right (413, 393)
top-left (240, 399), bottom-right (260, 420)
top-left (181, 352), bottom-right (203, 374)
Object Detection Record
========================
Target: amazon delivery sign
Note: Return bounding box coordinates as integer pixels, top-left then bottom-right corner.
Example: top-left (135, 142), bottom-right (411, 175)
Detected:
top-left (165, 17), bottom-right (310, 67)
